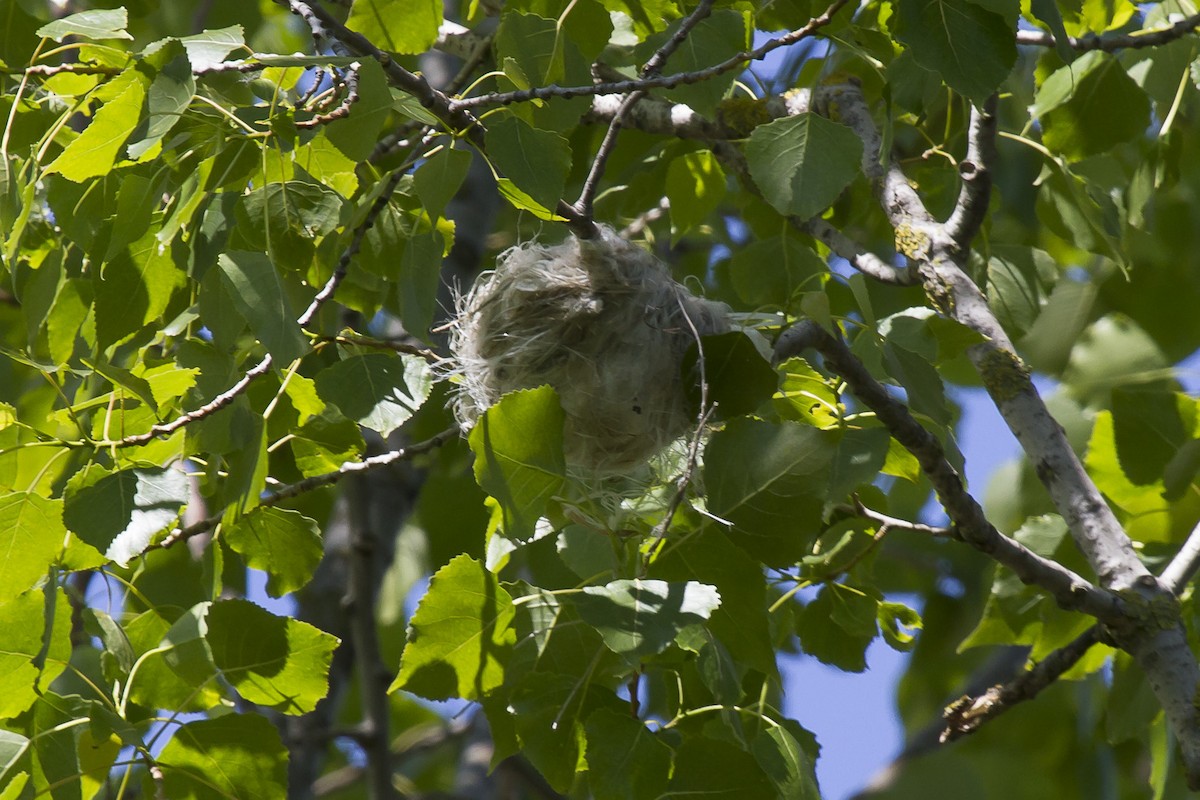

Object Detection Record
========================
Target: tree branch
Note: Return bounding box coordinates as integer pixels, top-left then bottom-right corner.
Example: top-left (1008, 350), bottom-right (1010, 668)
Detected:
top-left (939, 626), bottom-right (1104, 742)
top-left (452, 0), bottom-right (851, 111)
top-left (341, 475), bottom-right (397, 799)
top-left (822, 81), bottom-right (1200, 787)
top-left (154, 426), bottom-right (459, 551)
top-left (943, 95), bottom-right (997, 250)
top-left (1160, 519), bottom-right (1200, 594)
top-left (773, 321), bottom-right (1123, 622)
top-left (1015, 13), bottom-right (1200, 51)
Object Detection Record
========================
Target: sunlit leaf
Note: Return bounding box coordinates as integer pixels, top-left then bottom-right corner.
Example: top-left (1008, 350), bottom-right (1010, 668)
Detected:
top-left (390, 555), bottom-right (516, 700)
top-left (156, 714), bottom-right (288, 799)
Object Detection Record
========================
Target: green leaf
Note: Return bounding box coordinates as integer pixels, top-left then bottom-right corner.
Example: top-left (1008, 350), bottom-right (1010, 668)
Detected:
top-left (509, 583), bottom-right (611, 677)
top-left (664, 737), bottom-right (777, 799)
top-left (125, 608), bottom-right (223, 711)
top-left (730, 236), bottom-right (826, 309)
top-left (156, 714), bottom-right (288, 800)
top-left (291, 414), bottom-right (365, 477)
top-left (0, 493), bottom-right (65, 604)
top-left (469, 386), bottom-right (566, 541)
top-left (174, 25), bottom-right (245, 70)
top-left (0, 588), bottom-right (71, 719)
top-left (683, 331), bottom-right (778, 420)
top-left (315, 353), bottom-right (433, 437)
top-left (205, 598), bottom-right (338, 714)
top-left (84, 608), bottom-right (135, 679)
top-left (649, 529), bottom-right (777, 674)
top-left (216, 252), bottom-right (308, 364)
top-left (573, 579), bottom-right (721, 657)
top-left (986, 246), bottom-right (1058, 337)
top-left (745, 113), bottom-right (863, 220)
top-left (1029, 0), bottom-right (1075, 62)
top-left (666, 149), bottom-right (726, 240)
top-left (37, 8), bottom-right (133, 42)
top-left (1034, 51), bottom-right (1151, 161)
top-left (63, 465), bottom-right (189, 566)
top-left (95, 224), bottom-right (187, 349)
top-left (390, 554), bottom-right (517, 700)
top-left (704, 418), bottom-right (837, 566)
top-left (584, 709), bottom-right (672, 800)
top-left (223, 507), bottom-right (322, 597)
top-left (773, 356), bottom-right (842, 428)
top-left (413, 146), bottom-right (472, 221)
top-left (45, 78), bottom-right (146, 182)
top-left (878, 600), bottom-right (923, 651)
top-left (882, 340), bottom-right (951, 425)
top-left (1111, 387), bottom-right (1191, 486)
top-left (752, 726), bottom-right (822, 800)
top-left (395, 229), bottom-right (444, 341)
top-left (485, 116), bottom-right (571, 213)
top-left (234, 181), bottom-right (343, 268)
top-left (893, 0), bottom-right (1016, 104)
top-left (510, 672), bottom-right (623, 793)
top-left (346, 0), bottom-right (442, 54)
top-left (127, 41), bottom-right (195, 160)
top-left (827, 427), bottom-right (891, 500)
top-left (795, 583), bottom-right (877, 671)
top-left (0, 730), bottom-right (30, 794)
top-left (323, 59), bottom-right (393, 161)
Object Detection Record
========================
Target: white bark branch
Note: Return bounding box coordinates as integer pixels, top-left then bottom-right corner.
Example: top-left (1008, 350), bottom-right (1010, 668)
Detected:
top-left (822, 82), bottom-right (1200, 787)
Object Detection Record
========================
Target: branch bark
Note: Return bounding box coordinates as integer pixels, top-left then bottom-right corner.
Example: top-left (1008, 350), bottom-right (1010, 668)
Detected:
top-left (773, 322), bottom-right (1122, 622)
top-left (816, 82), bottom-right (1200, 786)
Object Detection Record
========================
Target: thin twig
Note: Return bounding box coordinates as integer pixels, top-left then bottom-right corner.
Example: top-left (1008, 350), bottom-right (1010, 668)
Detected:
top-left (154, 426), bottom-right (459, 550)
top-left (939, 626), bottom-right (1103, 742)
top-left (574, 0), bottom-right (716, 221)
top-left (1015, 13), bottom-right (1200, 51)
top-left (800, 219), bottom-right (918, 285)
top-left (453, 0), bottom-right (851, 110)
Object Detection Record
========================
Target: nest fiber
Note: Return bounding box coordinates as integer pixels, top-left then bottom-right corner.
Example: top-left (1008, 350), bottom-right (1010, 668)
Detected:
top-left (451, 226), bottom-right (730, 473)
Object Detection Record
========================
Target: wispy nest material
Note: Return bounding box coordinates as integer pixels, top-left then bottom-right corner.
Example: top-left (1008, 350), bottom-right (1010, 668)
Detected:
top-left (451, 226), bottom-right (731, 474)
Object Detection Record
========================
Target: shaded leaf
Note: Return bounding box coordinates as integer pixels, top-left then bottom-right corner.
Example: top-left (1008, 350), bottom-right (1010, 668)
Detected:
top-left (485, 116), bottom-right (571, 213)
top-left (217, 252), bottom-right (308, 364)
top-left (585, 709), bottom-right (672, 800)
top-left (664, 737), bottom-right (777, 799)
top-left (894, 0), bottom-right (1016, 104)
top-left (746, 113), bottom-right (862, 220)
top-left (666, 149), bottom-right (726, 240)
top-left (315, 353), bottom-right (433, 437)
top-left (1035, 51), bottom-right (1150, 161)
top-left (63, 465), bottom-right (189, 566)
top-left (704, 419), bottom-right (837, 566)
top-left (574, 579), bottom-right (721, 657)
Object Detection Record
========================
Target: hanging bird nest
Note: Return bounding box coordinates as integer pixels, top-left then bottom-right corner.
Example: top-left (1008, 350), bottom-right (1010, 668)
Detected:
top-left (450, 226), bottom-right (731, 474)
